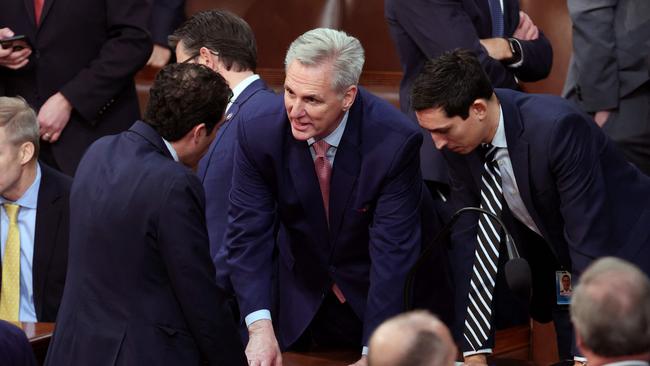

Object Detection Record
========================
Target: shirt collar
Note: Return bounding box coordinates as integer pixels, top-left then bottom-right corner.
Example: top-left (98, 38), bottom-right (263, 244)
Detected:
top-left (0, 162), bottom-right (41, 209)
top-left (490, 104), bottom-right (507, 149)
top-left (162, 139), bottom-right (179, 162)
top-left (308, 110), bottom-right (349, 148)
top-left (230, 74), bottom-right (260, 103)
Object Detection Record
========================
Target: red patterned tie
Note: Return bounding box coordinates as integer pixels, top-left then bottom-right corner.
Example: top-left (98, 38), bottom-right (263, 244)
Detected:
top-left (312, 140), bottom-right (332, 220)
top-left (312, 140), bottom-right (346, 303)
top-left (34, 0), bottom-right (44, 26)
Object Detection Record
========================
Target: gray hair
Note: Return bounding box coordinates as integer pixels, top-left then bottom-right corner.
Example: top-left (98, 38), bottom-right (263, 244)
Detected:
top-left (284, 28), bottom-right (365, 93)
top-left (0, 96), bottom-right (39, 159)
top-left (570, 257), bottom-right (650, 357)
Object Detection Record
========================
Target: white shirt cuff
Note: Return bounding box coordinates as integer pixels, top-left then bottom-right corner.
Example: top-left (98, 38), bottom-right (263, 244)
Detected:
top-left (574, 356), bottom-right (588, 363)
top-left (362, 346), bottom-right (368, 356)
top-left (245, 309), bottom-right (272, 328)
top-left (463, 348), bottom-right (492, 357)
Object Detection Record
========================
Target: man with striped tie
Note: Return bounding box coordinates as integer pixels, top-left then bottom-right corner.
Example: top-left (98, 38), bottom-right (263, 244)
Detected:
top-left (411, 49), bottom-right (650, 365)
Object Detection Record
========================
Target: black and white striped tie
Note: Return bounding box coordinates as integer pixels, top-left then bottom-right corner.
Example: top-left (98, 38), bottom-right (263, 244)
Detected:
top-left (463, 144), bottom-right (504, 351)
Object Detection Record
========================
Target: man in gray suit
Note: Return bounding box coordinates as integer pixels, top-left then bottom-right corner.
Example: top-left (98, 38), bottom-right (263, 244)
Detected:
top-left (563, 0), bottom-right (650, 175)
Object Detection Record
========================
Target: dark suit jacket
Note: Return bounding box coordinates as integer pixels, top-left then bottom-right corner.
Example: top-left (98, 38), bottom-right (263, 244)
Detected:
top-left (197, 79), bottom-right (279, 289)
top-left (44, 121), bottom-right (246, 366)
top-left (384, 0), bottom-right (553, 184)
top-left (33, 163), bottom-right (71, 322)
top-left (445, 89), bottom-right (650, 351)
top-left (227, 87), bottom-right (449, 348)
top-left (0, 0), bottom-right (152, 175)
top-left (0, 163), bottom-right (70, 322)
top-left (0, 320), bottom-right (38, 366)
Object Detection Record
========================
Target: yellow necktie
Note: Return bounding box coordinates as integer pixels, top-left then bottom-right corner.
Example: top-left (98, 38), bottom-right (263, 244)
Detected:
top-left (0, 203), bottom-right (20, 321)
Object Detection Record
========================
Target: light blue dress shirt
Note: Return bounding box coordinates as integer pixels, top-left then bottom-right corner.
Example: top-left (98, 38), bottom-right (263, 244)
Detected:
top-left (0, 163), bottom-right (41, 322)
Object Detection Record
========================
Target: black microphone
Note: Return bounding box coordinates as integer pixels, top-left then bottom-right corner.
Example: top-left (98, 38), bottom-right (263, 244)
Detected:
top-left (404, 206), bottom-right (532, 310)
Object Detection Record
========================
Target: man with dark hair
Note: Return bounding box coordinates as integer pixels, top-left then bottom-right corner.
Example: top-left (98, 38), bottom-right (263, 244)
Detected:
top-left (169, 10), bottom-right (278, 290)
top-left (571, 257), bottom-right (650, 365)
top-left (0, 96), bottom-right (71, 323)
top-left (0, 320), bottom-right (38, 366)
top-left (384, 0), bottom-right (553, 202)
top-left (411, 49), bottom-right (650, 365)
top-left (368, 311), bottom-right (456, 366)
top-left (44, 63), bottom-right (247, 366)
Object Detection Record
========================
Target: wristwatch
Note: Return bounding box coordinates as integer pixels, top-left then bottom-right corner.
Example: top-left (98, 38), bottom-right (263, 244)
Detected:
top-left (504, 38), bottom-right (522, 66)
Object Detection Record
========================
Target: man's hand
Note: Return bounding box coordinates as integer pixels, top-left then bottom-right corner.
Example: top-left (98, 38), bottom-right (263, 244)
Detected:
top-left (146, 44), bottom-right (172, 68)
top-left (513, 11), bottom-right (539, 41)
top-left (479, 38), bottom-right (512, 61)
top-left (348, 355), bottom-right (368, 366)
top-left (594, 110), bottom-right (611, 127)
top-left (464, 354), bottom-right (488, 366)
top-left (0, 28), bottom-right (32, 70)
top-left (38, 92), bottom-right (73, 143)
top-left (246, 319), bottom-right (282, 366)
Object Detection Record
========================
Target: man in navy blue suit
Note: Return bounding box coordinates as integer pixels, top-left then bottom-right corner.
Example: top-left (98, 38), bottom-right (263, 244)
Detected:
top-left (411, 50), bottom-right (650, 365)
top-left (169, 10), bottom-right (278, 291)
top-left (384, 0), bottom-right (553, 202)
top-left (227, 28), bottom-right (450, 366)
top-left (44, 64), bottom-right (246, 366)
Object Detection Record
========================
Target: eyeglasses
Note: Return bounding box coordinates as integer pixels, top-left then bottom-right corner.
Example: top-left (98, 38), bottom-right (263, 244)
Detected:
top-left (179, 48), bottom-right (219, 64)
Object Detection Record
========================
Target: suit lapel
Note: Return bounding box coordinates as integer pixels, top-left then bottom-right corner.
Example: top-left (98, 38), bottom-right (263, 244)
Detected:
top-left (33, 165), bottom-right (63, 319)
top-left (39, 0), bottom-right (57, 30)
top-left (329, 103), bottom-right (361, 244)
top-left (498, 91), bottom-right (546, 237)
top-left (23, 0), bottom-right (37, 29)
top-left (198, 79), bottom-right (268, 181)
top-left (286, 133), bottom-right (330, 239)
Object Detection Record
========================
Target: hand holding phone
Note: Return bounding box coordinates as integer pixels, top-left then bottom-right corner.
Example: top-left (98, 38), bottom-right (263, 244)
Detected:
top-left (0, 35), bottom-right (31, 51)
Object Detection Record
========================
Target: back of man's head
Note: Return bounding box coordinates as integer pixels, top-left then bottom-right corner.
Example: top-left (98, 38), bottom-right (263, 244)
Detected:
top-left (368, 311), bottom-right (456, 366)
top-left (411, 49), bottom-right (493, 119)
top-left (169, 10), bottom-right (257, 72)
top-left (285, 28), bottom-right (365, 94)
top-left (0, 96), bottom-right (39, 160)
top-left (144, 63), bottom-right (231, 142)
top-left (571, 257), bottom-right (650, 358)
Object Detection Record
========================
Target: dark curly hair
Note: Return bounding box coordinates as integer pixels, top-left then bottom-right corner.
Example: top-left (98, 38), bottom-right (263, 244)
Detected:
top-left (169, 10), bottom-right (257, 72)
top-left (411, 49), bottom-right (493, 119)
top-left (144, 63), bottom-right (231, 141)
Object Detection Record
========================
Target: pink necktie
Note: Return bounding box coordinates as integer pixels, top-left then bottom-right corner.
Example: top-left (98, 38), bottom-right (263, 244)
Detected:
top-left (312, 140), bottom-right (346, 303)
top-left (34, 0), bottom-right (44, 26)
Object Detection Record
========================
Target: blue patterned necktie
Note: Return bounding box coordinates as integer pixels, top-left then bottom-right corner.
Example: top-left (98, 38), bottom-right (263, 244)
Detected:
top-left (488, 0), bottom-right (505, 37)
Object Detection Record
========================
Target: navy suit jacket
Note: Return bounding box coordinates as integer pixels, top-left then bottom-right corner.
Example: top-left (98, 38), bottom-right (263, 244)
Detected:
top-left (445, 89), bottom-right (650, 351)
top-left (0, 0), bottom-right (152, 175)
top-left (385, 0), bottom-right (553, 184)
top-left (227, 88), bottom-right (441, 347)
top-left (197, 79), bottom-right (278, 289)
top-left (44, 121), bottom-right (246, 366)
top-left (0, 321), bottom-right (38, 366)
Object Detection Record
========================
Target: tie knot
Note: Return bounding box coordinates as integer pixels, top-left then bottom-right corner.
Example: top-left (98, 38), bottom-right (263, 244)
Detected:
top-left (313, 140), bottom-right (330, 158)
top-left (479, 143), bottom-right (499, 162)
top-left (3, 203), bottom-right (19, 223)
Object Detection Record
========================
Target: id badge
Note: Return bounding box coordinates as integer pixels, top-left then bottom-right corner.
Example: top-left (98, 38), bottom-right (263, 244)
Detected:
top-left (556, 270), bottom-right (572, 305)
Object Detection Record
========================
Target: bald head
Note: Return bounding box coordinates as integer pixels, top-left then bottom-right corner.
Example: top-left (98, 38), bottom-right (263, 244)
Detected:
top-left (368, 311), bottom-right (456, 366)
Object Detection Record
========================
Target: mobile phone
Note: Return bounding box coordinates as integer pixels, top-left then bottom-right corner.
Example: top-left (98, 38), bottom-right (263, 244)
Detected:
top-left (0, 35), bottom-right (31, 51)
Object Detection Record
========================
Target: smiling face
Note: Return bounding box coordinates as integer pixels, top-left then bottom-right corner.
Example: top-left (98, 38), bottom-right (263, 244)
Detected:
top-left (284, 60), bottom-right (356, 141)
top-left (415, 102), bottom-right (493, 154)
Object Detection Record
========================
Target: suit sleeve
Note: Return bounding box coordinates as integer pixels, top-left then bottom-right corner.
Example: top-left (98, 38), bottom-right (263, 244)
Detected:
top-left (566, 0), bottom-right (619, 112)
top-left (148, 0), bottom-right (185, 46)
top-left (59, 0), bottom-right (152, 126)
top-left (548, 112), bottom-right (613, 270)
top-left (363, 131), bottom-right (424, 344)
top-left (157, 172), bottom-right (246, 366)
top-left (390, 0), bottom-right (551, 88)
top-left (226, 121), bottom-right (277, 319)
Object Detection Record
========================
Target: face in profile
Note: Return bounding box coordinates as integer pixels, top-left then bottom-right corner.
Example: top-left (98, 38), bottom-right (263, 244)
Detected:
top-left (0, 127), bottom-right (25, 198)
top-left (415, 105), bottom-right (489, 155)
top-left (283, 60), bottom-right (354, 141)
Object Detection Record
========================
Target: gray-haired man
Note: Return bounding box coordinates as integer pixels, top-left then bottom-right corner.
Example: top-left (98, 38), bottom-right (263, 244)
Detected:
top-left (226, 28), bottom-right (450, 366)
